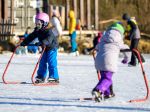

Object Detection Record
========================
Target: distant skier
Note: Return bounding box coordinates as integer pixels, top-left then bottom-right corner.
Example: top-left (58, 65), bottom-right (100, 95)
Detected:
top-left (92, 22), bottom-right (129, 102)
top-left (68, 10), bottom-right (79, 56)
top-left (20, 12), bottom-right (62, 83)
top-left (122, 13), bottom-right (145, 66)
top-left (24, 27), bottom-right (39, 54)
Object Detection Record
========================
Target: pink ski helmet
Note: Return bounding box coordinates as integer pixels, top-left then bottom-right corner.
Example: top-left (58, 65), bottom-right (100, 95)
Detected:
top-left (35, 12), bottom-right (49, 29)
top-left (35, 12), bottom-right (49, 23)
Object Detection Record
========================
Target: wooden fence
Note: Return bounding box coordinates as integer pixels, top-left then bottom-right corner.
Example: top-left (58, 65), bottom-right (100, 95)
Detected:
top-left (0, 19), bottom-right (16, 41)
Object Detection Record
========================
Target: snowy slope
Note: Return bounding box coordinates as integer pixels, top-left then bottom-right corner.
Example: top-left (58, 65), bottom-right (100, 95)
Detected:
top-left (0, 53), bottom-right (150, 112)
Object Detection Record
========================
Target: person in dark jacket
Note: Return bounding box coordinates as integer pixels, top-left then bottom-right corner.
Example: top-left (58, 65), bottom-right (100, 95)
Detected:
top-left (84, 32), bottom-right (103, 55)
top-left (122, 13), bottom-right (145, 66)
top-left (21, 12), bottom-right (61, 83)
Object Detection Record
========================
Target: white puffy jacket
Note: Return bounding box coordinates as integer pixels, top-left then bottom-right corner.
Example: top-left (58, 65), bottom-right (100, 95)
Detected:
top-left (95, 29), bottom-right (129, 72)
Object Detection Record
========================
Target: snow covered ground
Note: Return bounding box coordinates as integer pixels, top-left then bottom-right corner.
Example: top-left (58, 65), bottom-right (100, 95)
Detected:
top-left (0, 52), bottom-right (150, 112)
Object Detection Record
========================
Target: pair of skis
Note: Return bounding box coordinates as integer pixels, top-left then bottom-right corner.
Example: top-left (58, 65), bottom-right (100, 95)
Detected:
top-left (80, 49), bottom-right (149, 103)
top-left (2, 45), bottom-right (58, 86)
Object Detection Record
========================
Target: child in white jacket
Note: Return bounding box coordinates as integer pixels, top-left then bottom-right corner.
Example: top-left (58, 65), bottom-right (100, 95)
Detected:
top-left (92, 22), bottom-right (129, 102)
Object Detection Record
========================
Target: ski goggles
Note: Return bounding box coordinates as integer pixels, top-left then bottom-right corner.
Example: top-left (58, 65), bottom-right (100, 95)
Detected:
top-left (35, 19), bottom-right (43, 27)
top-left (35, 19), bottom-right (48, 29)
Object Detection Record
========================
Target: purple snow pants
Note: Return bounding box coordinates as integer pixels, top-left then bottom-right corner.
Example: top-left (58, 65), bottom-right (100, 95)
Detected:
top-left (94, 71), bottom-right (113, 95)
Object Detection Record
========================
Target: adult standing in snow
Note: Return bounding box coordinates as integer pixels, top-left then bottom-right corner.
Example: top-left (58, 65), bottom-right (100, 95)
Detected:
top-left (122, 13), bottom-right (145, 66)
top-left (20, 12), bottom-right (62, 83)
top-left (92, 22), bottom-right (130, 102)
top-left (51, 10), bottom-right (63, 37)
top-left (68, 10), bottom-right (79, 56)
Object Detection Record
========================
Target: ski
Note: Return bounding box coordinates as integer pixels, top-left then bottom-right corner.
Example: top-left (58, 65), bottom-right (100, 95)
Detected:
top-left (32, 82), bottom-right (59, 86)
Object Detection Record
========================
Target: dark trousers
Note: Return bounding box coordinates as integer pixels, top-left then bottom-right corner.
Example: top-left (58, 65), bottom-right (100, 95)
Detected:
top-left (130, 39), bottom-right (145, 65)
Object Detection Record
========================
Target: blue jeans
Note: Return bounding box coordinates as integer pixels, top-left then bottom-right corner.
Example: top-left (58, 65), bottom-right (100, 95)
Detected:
top-left (37, 48), bottom-right (59, 80)
top-left (70, 31), bottom-right (77, 52)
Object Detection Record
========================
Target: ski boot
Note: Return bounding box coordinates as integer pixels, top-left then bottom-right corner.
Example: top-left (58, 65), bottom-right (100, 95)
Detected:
top-left (128, 62), bottom-right (136, 67)
top-left (47, 78), bottom-right (59, 83)
top-left (104, 93), bottom-right (115, 99)
top-left (92, 90), bottom-right (104, 102)
top-left (34, 76), bottom-right (45, 84)
top-left (104, 85), bottom-right (115, 99)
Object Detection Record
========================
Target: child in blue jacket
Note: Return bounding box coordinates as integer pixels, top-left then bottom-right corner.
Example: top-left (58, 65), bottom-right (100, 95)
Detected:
top-left (21, 12), bottom-right (62, 83)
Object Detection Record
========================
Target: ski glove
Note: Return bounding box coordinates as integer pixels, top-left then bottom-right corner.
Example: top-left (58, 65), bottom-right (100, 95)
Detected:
top-left (35, 42), bottom-right (42, 46)
top-left (121, 57), bottom-right (128, 64)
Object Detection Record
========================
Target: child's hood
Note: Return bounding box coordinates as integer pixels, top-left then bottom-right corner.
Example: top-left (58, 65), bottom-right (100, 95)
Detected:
top-left (101, 29), bottom-right (123, 44)
top-left (110, 22), bottom-right (125, 35)
top-left (69, 10), bottom-right (75, 19)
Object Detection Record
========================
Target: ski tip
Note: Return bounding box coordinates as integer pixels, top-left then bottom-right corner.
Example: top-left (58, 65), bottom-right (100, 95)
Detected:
top-left (79, 98), bottom-right (84, 101)
top-left (79, 97), bottom-right (94, 101)
top-left (20, 82), bottom-right (27, 84)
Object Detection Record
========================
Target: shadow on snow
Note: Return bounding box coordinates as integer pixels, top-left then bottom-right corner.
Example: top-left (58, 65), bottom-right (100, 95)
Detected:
top-left (0, 96), bottom-right (150, 111)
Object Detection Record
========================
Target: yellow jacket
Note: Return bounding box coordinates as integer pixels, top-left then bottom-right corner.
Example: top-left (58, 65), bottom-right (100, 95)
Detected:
top-left (69, 10), bottom-right (76, 34)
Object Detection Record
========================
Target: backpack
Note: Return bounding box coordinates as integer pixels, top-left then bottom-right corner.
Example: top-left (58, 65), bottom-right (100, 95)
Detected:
top-left (76, 19), bottom-right (81, 30)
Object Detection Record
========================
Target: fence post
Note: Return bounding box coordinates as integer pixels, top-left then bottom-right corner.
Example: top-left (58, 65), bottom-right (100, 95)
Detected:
top-left (95, 0), bottom-right (99, 30)
top-left (87, 0), bottom-right (91, 30)
top-left (4, 0), bottom-right (8, 20)
top-left (65, 0), bottom-right (70, 30)
top-left (0, 0), bottom-right (2, 22)
top-left (73, 0), bottom-right (77, 18)
top-left (80, 0), bottom-right (84, 27)
top-left (10, 0), bottom-right (15, 35)
top-left (59, 6), bottom-right (65, 29)
top-left (0, 19), bottom-right (16, 41)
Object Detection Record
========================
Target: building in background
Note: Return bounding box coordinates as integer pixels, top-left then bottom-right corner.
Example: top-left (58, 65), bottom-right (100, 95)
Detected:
top-left (0, 0), bottom-right (100, 41)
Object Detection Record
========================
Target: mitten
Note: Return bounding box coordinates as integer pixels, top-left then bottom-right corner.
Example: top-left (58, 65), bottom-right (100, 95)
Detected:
top-left (121, 57), bottom-right (128, 64)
